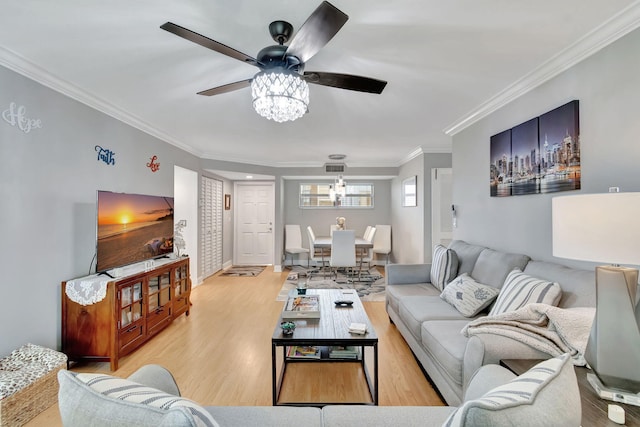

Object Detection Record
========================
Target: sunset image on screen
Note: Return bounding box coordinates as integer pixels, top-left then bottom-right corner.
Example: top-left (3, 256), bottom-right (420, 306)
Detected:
top-left (96, 191), bottom-right (174, 272)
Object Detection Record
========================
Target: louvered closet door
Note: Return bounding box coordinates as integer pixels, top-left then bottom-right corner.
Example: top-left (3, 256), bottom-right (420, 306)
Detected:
top-left (201, 176), bottom-right (223, 280)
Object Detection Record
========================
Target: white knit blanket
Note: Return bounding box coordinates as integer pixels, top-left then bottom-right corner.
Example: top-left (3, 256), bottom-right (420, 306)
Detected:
top-left (462, 303), bottom-right (595, 365)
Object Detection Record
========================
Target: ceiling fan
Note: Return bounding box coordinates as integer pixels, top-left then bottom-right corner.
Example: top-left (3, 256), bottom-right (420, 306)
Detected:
top-left (160, 1), bottom-right (387, 122)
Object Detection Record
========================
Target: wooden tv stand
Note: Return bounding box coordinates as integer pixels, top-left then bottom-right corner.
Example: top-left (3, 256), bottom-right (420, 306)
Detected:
top-left (61, 257), bottom-right (191, 371)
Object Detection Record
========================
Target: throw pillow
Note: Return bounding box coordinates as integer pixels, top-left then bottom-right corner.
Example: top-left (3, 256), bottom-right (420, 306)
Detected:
top-left (431, 244), bottom-right (459, 291)
top-left (442, 354), bottom-right (580, 427)
top-left (75, 373), bottom-right (219, 427)
top-left (440, 274), bottom-right (500, 317)
top-left (489, 269), bottom-right (562, 316)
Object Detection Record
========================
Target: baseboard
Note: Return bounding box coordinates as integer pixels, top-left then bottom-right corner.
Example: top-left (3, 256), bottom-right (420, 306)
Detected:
top-left (273, 264), bottom-right (283, 273)
top-left (222, 260), bottom-right (233, 270)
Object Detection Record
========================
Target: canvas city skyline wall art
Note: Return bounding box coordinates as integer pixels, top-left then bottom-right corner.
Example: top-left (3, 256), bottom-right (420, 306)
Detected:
top-left (490, 100), bottom-right (580, 197)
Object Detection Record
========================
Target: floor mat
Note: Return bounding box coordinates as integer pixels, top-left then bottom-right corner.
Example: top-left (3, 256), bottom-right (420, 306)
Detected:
top-left (276, 265), bottom-right (385, 302)
top-left (220, 266), bottom-right (266, 277)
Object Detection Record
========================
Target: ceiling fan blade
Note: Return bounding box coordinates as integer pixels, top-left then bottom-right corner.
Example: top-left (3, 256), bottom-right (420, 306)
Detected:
top-left (303, 72), bottom-right (387, 94)
top-left (285, 2), bottom-right (348, 63)
top-left (161, 22), bottom-right (261, 67)
top-left (197, 79), bottom-right (253, 96)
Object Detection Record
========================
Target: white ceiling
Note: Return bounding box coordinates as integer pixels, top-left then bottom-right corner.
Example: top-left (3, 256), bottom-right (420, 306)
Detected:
top-left (2, 1), bottom-right (639, 169)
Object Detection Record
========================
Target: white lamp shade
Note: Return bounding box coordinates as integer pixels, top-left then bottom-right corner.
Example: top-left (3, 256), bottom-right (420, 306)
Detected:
top-left (552, 192), bottom-right (640, 266)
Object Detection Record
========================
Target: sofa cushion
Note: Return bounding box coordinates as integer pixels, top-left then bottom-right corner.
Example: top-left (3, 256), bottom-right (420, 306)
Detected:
top-left (523, 261), bottom-right (595, 309)
top-left (442, 353), bottom-right (580, 427)
top-left (386, 283), bottom-right (440, 315)
top-left (58, 370), bottom-right (218, 427)
top-left (448, 241), bottom-right (485, 276)
top-left (399, 297), bottom-right (468, 340)
top-left (440, 274), bottom-right (500, 317)
top-left (463, 364), bottom-right (517, 402)
top-left (489, 269), bottom-right (562, 316)
top-left (322, 405), bottom-right (456, 427)
top-left (207, 406), bottom-right (323, 427)
top-left (421, 320), bottom-right (471, 388)
top-left (431, 244), bottom-right (459, 291)
top-left (471, 249), bottom-right (530, 289)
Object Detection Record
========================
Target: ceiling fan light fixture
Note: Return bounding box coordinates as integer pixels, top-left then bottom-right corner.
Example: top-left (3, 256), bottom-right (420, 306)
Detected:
top-left (251, 70), bottom-right (309, 123)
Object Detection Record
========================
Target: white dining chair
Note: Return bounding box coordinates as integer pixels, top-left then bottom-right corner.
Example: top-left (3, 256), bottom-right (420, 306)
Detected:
top-left (360, 226), bottom-right (377, 271)
top-left (372, 224), bottom-right (392, 265)
top-left (330, 230), bottom-right (357, 281)
top-left (284, 224), bottom-right (310, 268)
top-left (307, 226), bottom-right (327, 274)
top-left (362, 225), bottom-right (373, 241)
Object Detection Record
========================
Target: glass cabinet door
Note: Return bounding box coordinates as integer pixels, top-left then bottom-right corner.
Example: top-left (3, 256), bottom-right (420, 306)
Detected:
top-left (174, 263), bottom-right (189, 297)
top-left (118, 281), bottom-right (143, 329)
top-left (148, 270), bottom-right (171, 312)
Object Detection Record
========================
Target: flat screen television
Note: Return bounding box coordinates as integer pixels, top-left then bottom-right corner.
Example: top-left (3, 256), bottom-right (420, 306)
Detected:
top-left (96, 190), bottom-right (174, 273)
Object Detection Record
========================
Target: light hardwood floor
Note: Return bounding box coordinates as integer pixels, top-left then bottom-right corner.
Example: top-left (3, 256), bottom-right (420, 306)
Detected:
top-left (27, 266), bottom-right (444, 426)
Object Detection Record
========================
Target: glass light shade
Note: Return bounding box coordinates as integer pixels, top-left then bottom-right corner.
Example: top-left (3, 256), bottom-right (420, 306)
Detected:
top-left (251, 70), bottom-right (309, 123)
top-left (329, 185), bottom-right (336, 202)
top-left (552, 192), bottom-right (640, 265)
top-left (335, 176), bottom-right (346, 197)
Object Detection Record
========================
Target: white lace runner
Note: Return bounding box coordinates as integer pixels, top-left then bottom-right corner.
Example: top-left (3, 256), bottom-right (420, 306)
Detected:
top-left (64, 257), bottom-right (182, 305)
top-left (65, 278), bottom-right (110, 305)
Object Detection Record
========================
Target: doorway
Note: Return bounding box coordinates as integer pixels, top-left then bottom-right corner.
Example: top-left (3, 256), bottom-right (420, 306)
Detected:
top-left (431, 168), bottom-right (453, 249)
top-left (201, 176), bottom-right (223, 280)
top-left (234, 182), bottom-right (274, 265)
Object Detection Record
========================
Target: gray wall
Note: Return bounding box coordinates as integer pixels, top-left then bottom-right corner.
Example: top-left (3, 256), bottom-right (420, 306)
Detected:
top-left (451, 25), bottom-right (640, 269)
top-left (392, 155), bottom-right (424, 264)
top-left (0, 65), bottom-right (201, 357)
top-left (423, 154), bottom-right (454, 261)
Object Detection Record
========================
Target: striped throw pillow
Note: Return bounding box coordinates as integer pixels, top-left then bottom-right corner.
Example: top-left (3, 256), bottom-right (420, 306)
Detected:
top-left (75, 373), bottom-right (219, 427)
top-left (489, 269), bottom-right (562, 316)
top-left (431, 245), bottom-right (459, 291)
top-left (440, 274), bottom-right (500, 317)
top-left (442, 354), bottom-right (571, 427)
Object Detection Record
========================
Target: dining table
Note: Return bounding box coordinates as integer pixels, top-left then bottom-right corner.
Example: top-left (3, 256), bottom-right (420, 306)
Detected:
top-left (312, 236), bottom-right (374, 250)
top-left (310, 235), bottom-right (373, 278)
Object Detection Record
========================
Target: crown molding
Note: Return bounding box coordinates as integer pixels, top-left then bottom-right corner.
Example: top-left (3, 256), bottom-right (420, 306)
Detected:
top-left (0, 46), bottom-right (203, 158)
top-left (444, 1), bottom-right (640, 136)
top-left (399, 147), bottom-right (425, 165)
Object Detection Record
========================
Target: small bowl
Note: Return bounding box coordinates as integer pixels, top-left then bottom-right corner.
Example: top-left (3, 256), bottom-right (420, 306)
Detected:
top-left (280, 321), bottom-right (296, 335)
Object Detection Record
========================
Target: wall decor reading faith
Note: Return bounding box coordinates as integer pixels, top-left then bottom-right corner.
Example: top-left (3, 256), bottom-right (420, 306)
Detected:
top-left (490, 100), bottom-right (580, 197)
top-left (2, 102), bottom-right (42, 133)
top-left (146, 155), bottom-right (160, 172)
top-left (95, 145), bottom-right (115, 166)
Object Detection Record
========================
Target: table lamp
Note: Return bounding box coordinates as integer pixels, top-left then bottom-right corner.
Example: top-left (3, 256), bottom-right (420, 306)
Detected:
top-left (552, 191), bottom-right (640, 405)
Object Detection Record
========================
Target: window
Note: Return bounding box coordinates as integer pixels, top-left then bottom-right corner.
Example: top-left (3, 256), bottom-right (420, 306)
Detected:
top-left (402, 176), bottom-right (417, 207)
top-left (299, 183), bottom-right (374, 208)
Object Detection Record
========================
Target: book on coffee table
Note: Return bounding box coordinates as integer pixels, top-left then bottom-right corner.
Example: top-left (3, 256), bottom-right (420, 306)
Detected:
top-left (329, 346), bottom-right (360, 359)
top-left (286, 346), bottom-right (321, 359)
top-left (282, 295), bottom-right (320, 319)
top-left (348, 322), bottom-right (367, 335)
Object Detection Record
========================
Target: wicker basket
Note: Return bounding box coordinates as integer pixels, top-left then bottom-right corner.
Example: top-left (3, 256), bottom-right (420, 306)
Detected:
top-left (0, 344), bottom-right (67, 427)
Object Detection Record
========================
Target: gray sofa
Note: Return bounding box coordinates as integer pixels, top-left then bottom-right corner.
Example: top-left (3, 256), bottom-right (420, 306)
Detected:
top-left (57, 354), bottom-right (582, 426)
top-left (385, 239), bottom-right (596, 406)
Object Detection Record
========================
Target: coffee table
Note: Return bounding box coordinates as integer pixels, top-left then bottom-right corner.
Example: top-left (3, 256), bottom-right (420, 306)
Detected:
top-left (271, 288), bottom-right (378, 406)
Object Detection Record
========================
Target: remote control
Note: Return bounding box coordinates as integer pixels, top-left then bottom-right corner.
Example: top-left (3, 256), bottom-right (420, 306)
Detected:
top-left (334, 300), bottom-right (354, 306)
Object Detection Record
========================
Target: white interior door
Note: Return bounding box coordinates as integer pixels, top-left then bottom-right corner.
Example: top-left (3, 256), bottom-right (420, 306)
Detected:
top-left (201, 176), bottom-right (223, 279)
top-left (234, 182), bottom-right (274, 265)
top-left (431, 168), bottom-right (453, 249)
